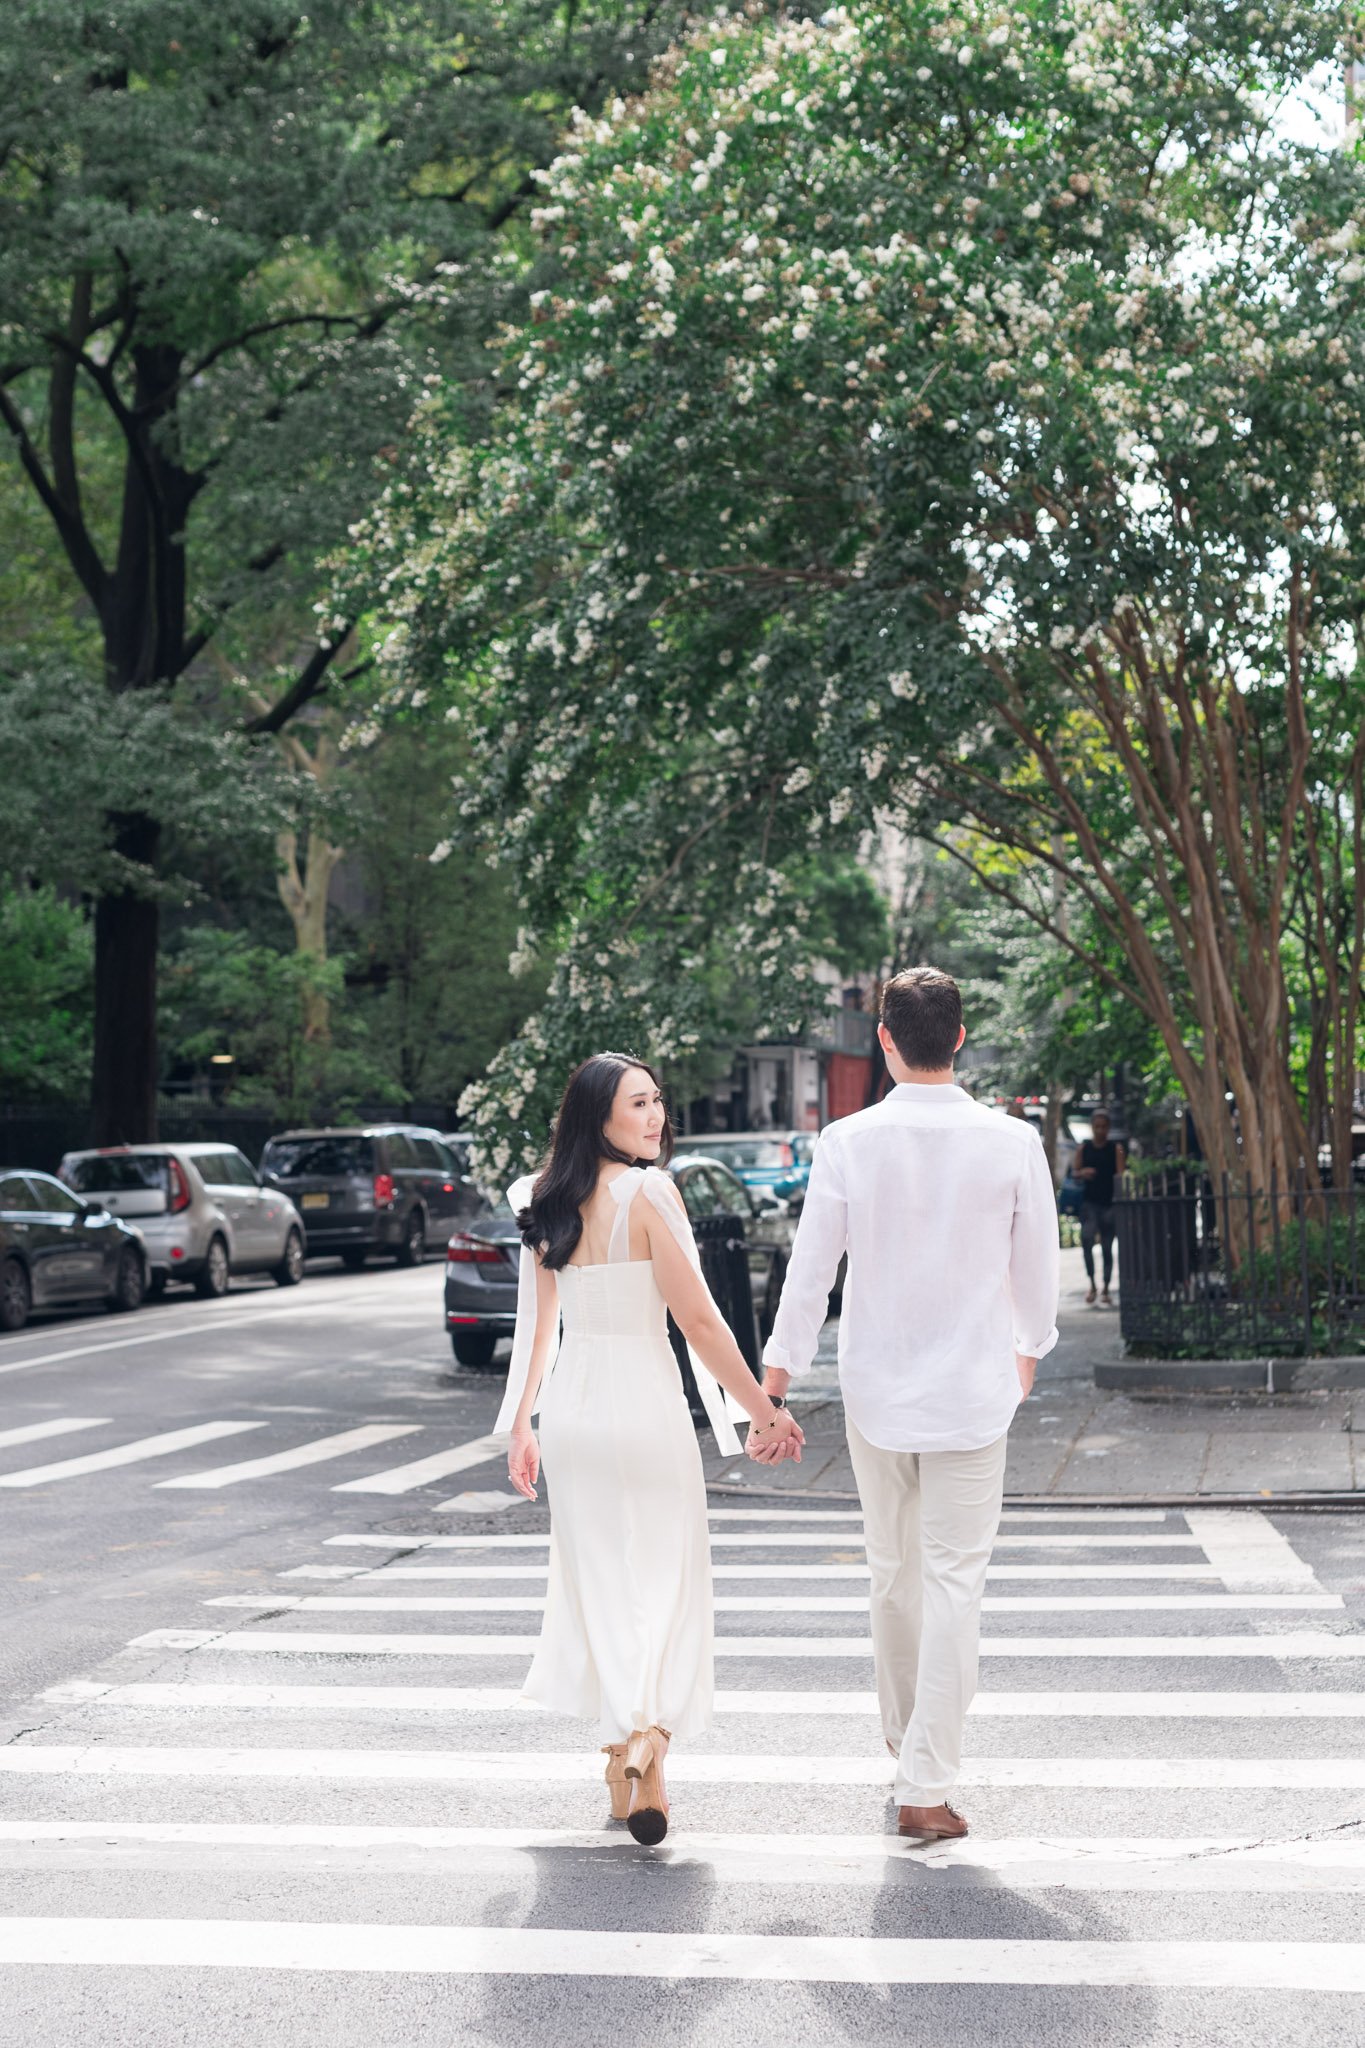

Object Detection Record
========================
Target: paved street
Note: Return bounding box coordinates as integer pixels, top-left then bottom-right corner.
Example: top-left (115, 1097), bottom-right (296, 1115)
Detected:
top-left (1, 1261), bottom-right (1364, 2042)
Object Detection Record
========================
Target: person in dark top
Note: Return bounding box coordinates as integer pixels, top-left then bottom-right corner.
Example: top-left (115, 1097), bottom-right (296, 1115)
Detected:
top-left (1072, 1110), bottom-right (1126, 1305)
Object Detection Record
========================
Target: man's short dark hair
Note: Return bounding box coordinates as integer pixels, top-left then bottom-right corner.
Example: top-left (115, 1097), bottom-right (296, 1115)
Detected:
top-left (880, 966), bottom-right (963, 1071)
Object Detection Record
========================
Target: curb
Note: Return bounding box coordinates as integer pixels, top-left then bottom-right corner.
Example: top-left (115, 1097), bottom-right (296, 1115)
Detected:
top-left (1096, 1356), bottom-right (1365, 1394)
top-left (706, 1481), bottom-right (1365, 1511)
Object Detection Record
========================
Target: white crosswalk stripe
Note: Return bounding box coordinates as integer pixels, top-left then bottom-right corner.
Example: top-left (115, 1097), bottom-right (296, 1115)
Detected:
top-left (1, 1822), bottom-right (1361, 1892)
top-left (155, 1423), bottom-right (421, 1489)
top-left (202, 1590), bottom-right (1344, 1613)
top-left (125, 1625), bottom-right (1365, 1659)
top-left (331, 1433), bottom-right (506, 1494)
top-left (0, 1416), bottom-right (110, 1451)
top-left (0, 1419), bottom-right (263, 1486)
top-left (2, 1920), bottom-right (1360, 1989)
top-left (4, 1744), bottom-right (1362, 1789)
top-left (5, 1497), bottom-right (1362, 2022)
top-left (39, 1680), bottom-right (1365, 1719)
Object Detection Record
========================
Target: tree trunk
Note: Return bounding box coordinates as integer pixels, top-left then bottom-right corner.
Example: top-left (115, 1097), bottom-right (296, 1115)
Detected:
top-left (1043, 1084), bottom-right (1068, 1182)
top-left (90, 812), bottom-right (160, 1144)
top-left (276, 824), bottom-right (343, 1044)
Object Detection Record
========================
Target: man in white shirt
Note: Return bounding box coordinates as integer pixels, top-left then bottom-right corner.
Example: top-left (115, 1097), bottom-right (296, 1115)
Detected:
top-left (758, 965), bottom-right (1060, 1839)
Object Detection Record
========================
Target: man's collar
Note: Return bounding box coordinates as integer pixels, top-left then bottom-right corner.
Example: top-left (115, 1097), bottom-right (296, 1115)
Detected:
top-left (887, 1081), bottom-right (968, 1104)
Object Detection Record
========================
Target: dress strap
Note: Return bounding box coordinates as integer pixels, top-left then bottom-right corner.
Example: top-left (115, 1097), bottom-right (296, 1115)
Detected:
top-left (605, 1166), bottom-right (646, 1264)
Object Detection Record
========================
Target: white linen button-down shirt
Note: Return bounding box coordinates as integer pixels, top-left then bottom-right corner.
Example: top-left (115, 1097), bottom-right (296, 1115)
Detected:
top-left (762, 1082), bottom-right (1061, 1453)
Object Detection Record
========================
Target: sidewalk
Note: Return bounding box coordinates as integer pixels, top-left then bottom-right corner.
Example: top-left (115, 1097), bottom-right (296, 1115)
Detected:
top-left (702, 1247), bottom-right (1365, 1502)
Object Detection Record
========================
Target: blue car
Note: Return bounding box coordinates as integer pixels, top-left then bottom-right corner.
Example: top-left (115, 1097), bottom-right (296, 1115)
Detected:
top-left (679, 1131), bottom-right (817, 1208)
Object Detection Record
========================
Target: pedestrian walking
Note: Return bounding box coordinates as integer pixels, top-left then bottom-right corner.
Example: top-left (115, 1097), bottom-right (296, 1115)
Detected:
top-left (754, 966), bottom-right (1060, 1841)
top-left (497, 1051), bottom-right (803, 1844)
top-left (1073, 1108), bottom-right (1126, 1306)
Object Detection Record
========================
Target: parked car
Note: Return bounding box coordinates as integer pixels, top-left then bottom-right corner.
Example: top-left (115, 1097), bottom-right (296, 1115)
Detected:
top-left (1, 1168), bottom-right (148, 1331)
top-left (443, 1195), bottom-right (521, 1366)
top-left (669, 1154), bottom-right (796, 1341)
top-left (260, 1125), bottom-right (480, 1269)
top-left (678, 1131), bottom-right (816, 1208)
top-left (441, 1154), bottom-right (792, 1369)
top-left (59, 1144), bottom-right (306, 1298)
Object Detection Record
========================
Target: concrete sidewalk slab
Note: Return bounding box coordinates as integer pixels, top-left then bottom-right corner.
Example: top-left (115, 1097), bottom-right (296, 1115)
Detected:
top-left (703, 1249), bottom-right (1363, 1502)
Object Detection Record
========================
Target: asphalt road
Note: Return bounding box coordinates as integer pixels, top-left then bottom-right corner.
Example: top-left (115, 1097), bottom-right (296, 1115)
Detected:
top-left (1, 1260), bottom-right (1363, 2044)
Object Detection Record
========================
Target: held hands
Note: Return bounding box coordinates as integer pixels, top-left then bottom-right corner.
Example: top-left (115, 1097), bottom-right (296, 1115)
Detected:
top-left (507, 1423), bottom-right (540, 1501)
top-left (745, 1408), bottom-right (804, 1465)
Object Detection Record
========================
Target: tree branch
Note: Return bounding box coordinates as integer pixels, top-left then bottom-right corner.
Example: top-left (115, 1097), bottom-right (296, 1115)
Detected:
top-left (244, 628), bottom-right (357, 734)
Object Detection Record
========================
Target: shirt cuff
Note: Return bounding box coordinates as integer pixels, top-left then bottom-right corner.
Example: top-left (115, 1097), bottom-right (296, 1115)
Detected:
top-left (1014, 1324), bottom-right (1059, 1361)
top-left (761, 1335), bottom-right (810, 1378)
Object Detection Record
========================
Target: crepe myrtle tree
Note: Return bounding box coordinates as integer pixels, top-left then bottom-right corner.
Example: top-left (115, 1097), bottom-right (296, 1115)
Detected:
top-left (0, 0), bottom-right (685, 1144)
top-left (369, 0), bottom-right (1365, 1189)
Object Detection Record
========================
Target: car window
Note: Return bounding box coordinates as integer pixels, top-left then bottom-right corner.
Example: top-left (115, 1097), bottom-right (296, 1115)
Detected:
top-left (0, 1174), bottom-right (39, 1212)
top-left (27, 1174), bottom-right (83, 1215)
top-left (410, 1138), bottom-right (442, 1169)
top-left (190, 1151), bottom-right (242, 1189)
top-left (432, 1140), bottom-right (459, 1175)
top-left (676, 1168), bottom-right (720, 1219)
top-left (262, 1136), bottom-right (373, 1178)
top-left (64, 1154), bottom-right (170, 1196)
top-left (222, 1149), bottom-right (259, 1187)
top-left (689, 1136), bottom-right (792, 1169)
top-left (385, 1132), bottom-right (420, 1169)
top-left (705, 1163), bottom-right (752, 1215)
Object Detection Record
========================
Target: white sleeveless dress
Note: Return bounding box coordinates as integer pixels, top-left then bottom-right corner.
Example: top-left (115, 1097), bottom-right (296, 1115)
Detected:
top-left (494, 1165), bottom-right (745, 1743)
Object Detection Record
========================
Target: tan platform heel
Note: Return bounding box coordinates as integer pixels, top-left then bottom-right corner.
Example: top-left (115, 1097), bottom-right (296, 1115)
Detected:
top-left (624, 1725), bottom-right (671, 1845)
top-left (602, 1742), bottom-right (631, 1823)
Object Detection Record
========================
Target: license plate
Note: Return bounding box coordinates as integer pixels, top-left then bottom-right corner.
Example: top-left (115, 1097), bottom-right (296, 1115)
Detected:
top-left (301, 1192), bottom-right (330, 1210)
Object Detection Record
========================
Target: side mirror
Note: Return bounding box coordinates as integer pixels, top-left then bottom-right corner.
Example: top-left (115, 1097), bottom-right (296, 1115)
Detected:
top-left (80, 1198), bottom-right (104, 1219)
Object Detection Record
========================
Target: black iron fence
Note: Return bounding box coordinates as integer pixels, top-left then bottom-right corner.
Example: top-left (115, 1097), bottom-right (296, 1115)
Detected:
top-left (1114, 1171), bottom-right (1365, 1358)
top-left (670, 1210), bottom-right (761, 1424)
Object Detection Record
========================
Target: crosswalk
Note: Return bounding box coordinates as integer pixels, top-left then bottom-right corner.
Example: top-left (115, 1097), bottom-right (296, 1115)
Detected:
top-left (0, 1411), bottom-right (503, 1493)
top-left (2, 1499), bottom-right (1362, 2031)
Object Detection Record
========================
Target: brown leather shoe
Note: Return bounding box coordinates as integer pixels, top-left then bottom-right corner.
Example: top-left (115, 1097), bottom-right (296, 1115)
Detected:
top-left (897, 1801), bottom-right (968, 1840)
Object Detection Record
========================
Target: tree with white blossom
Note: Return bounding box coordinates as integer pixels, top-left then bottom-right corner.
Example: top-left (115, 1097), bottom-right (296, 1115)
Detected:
top-left (370, 0), bottom-right (1365, 1191)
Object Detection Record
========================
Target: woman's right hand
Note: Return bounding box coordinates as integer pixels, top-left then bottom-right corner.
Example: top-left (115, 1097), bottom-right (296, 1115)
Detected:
top-left (507, 1424), bottom-right (540, 1501)
top-left (746, 1408), bottom-right (804, 1465)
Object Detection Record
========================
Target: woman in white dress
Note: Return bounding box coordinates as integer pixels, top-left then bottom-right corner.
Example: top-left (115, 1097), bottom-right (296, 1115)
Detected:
top-left (498, 1051), bottom-right (805, 1843)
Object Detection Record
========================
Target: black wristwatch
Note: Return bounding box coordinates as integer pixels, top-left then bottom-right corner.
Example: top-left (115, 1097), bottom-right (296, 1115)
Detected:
top-left (766, 1394), bottom-right (787, 1410)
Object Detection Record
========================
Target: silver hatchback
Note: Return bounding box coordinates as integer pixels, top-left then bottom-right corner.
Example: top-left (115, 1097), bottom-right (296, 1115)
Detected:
top-left (59, 1144), bottom-right (307, 1297)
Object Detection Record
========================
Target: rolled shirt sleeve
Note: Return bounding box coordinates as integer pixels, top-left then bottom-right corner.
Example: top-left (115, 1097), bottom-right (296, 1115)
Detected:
top-left (762, 1130), bottom-right (848, 1379)
top-left (1009, 1132), bottom-right (1061, 1359)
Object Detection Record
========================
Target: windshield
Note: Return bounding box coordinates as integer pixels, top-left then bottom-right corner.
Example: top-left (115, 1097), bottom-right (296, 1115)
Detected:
top-left (64, 1154), bottom-right (169, 1195)
top-left (688, 1137), bottom-right (794, 1169)
top-left (261, 1135), bottom-right (373, 1177)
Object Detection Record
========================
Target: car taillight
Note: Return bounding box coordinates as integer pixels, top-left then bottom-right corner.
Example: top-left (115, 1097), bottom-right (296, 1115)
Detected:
top-left (373, 1172), bottom-right (395, 1206)
top-left (446, 1233), bottom-right (504, 1265)
top-left (778, 1143), bottom-right (794, 1166)
top-left (169, 1160), bottom-right (192, 1213)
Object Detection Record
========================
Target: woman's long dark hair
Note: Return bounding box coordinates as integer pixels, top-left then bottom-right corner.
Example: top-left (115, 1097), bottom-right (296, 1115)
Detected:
top-left (518, 1051), bottom-right (674, 1270)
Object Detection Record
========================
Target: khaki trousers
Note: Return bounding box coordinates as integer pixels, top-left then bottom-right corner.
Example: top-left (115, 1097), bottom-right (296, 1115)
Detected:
top-left (845, 1415), bottom-right (1008, 1806)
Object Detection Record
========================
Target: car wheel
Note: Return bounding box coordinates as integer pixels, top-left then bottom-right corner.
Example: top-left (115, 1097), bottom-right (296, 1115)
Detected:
top-left (107, 1245), bottom-right (146, 1314)
top-left (194, 1236), bottom-right (230, 1299)
top-left (397, 1208), bottom-right (425, 1268)
top-left (340, 1249), bottom-right (368, 1271)
top-left (0, 1257), bottom-right (30, 1333)
top-left (273, 1228), bottom-right (305, 1288)
top-left (450, 1329), bottom-right (497, 1368)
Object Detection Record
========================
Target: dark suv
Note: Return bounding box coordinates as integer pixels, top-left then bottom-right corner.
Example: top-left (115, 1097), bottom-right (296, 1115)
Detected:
top-left (260, 1125), bottom-right (481, 1268)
